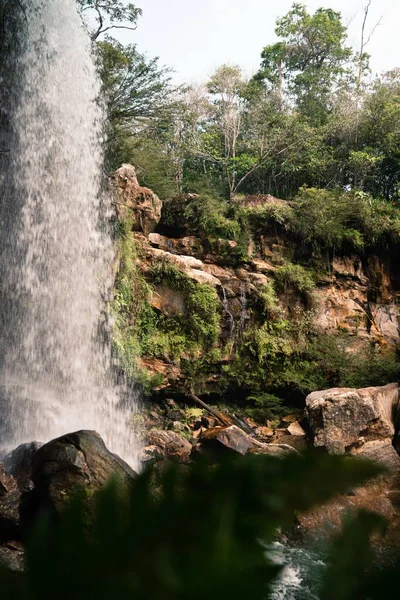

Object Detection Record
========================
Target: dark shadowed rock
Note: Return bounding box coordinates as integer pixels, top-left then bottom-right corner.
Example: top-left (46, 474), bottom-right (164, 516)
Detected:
top-left (24, 430), bottom-right (137, 518)
top-left (0, 543), bottom-right (24, 572)
top-left (0, 489), bottom-right (21, 542)
top-left (3, 442), bottom-right (43, 490)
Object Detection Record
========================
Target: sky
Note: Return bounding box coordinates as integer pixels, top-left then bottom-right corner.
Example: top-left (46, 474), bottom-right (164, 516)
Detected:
top-left (116, 0), bottom-right (400, 84)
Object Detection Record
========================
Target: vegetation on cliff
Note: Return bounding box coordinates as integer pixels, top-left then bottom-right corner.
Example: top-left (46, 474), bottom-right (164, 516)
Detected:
top-left (86, 1), bottom-right (400, 416)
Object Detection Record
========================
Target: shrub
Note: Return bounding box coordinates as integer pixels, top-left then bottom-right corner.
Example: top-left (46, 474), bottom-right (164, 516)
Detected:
top-left (274, 262), bottom-right (316, 301)
top-left (183, 195), bottom-right (242, 240)
top-left (237, 201), bottom-right (293, 231)
top-left (290, 187), bottom-right (400, 254)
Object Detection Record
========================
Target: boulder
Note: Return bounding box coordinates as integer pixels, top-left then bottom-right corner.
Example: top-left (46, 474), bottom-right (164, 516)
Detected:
top-left (199, 426), bottom-right (254, 456)
top-left (254, 426), bottom-right (274, 440)
top-left (146, 429), bottom-right (192, 463)
top-left (25, 430), bottom-right (137, 516)
top-left (306, 383), bottom-right (399, 458)
top-left (112, 164), bottom-right (162, 235)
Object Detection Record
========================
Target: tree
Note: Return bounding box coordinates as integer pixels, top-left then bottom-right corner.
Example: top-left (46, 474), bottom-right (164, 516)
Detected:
top-left (77, 0), bottom-right (142, 41)
top-left (256, 3), bottom-right (353, 125)
top-left (96, 37), bottom-right (177, 170)
top-left (205, 64), bottom-right (247, 197)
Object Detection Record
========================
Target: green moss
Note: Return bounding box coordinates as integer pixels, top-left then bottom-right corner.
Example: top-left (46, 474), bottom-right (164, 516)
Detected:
top-left (111, 216), bottom-right (164, 393)
top-left (150, 262), bottom-right (221, 350)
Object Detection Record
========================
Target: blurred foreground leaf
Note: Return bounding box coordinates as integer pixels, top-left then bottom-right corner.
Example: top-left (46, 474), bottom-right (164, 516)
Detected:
top-left (0, 450), bottom-right (391, 599)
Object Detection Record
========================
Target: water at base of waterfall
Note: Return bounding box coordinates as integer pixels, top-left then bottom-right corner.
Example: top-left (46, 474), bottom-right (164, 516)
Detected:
top-left (0, 0), bottom-right (140, 471)
top-left (267, 542), bottom-right (326, 600)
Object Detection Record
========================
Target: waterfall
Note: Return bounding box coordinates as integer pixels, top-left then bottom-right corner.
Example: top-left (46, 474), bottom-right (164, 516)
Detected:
top-left (221, 286), bottom-right (235, 340)
top-left (239, 283), bottom-right (248, 334)
top-left (0, 0), bottom-right (140, 470)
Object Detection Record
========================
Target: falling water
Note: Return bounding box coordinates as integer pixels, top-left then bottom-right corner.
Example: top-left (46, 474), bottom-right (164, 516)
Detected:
top-left (239, 282), bottom-right (248, 335)
top-left (0, 0), bottom-right (140, 470)
top-left (221, 286), bottom-right (235, 340)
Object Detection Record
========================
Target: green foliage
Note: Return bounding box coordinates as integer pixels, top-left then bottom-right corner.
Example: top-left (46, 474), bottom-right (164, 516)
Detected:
top-left (111, 217), bottom-right (163, 393)
top-left (244, 392), bottom-right (289, 422)
top-left (96, 38), bottom-right (176, 170)
top-left (183, 195), bottom-right (242, 240)
top-left (78, 0), bottom-right (142, 40)
top-left (257, 2), bottom-right (352, 124)
top-left (256, 281), bottom-right (282, 319)
top-left (281, 334), bottom-right (400, 395)
top-left (238, 201), bottom-right (293, 231)
top-left (291, 187), bottom-right (400, 254)
top-left (0, 452), bottom-right (388, 599)
top-left (274, 262), bottom-right (316, 300)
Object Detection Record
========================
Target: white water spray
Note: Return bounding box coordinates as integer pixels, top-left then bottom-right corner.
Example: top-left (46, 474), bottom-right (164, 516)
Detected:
top-left (0, 0), bottom-right (140, 470)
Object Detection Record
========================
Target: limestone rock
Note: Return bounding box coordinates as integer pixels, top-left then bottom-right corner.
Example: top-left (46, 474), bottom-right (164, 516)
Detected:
top-left (151, 285), bottom-right (185, 317)
top-left (287, 422), bottom-right (306, 437)
top-left (147, 429), bottom-right (192, 463)
top-left (148, 233), bottom-right (204, 257)
top-left (306, 383), bottom-right (399, 455)
top-left (249, 443), bottom-right (298, 457)
top-left (187, 269), bottom-right (221, 287)
top-left (112, 164), bottom-right (162, 235)
top-left (350, 440), bottom-right (400, 473)
top-left (254, 426), bottom-right (274, 440)
top-left (198, 425), bottom-right (297, 457)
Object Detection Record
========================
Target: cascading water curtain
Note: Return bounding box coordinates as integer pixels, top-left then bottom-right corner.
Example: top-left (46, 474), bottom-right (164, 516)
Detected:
top-left (0, 0), bottom-right (141, 471)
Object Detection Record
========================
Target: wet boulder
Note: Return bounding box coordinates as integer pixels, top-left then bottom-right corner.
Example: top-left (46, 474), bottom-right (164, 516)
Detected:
top-left (24, 430), bottom-right (137, 518)
top-left (0, 542), bottom-right (24, 572)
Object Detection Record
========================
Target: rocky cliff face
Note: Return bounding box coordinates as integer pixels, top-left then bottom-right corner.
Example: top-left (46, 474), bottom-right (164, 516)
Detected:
top-left (111, 165), bottom-right (400, 405)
